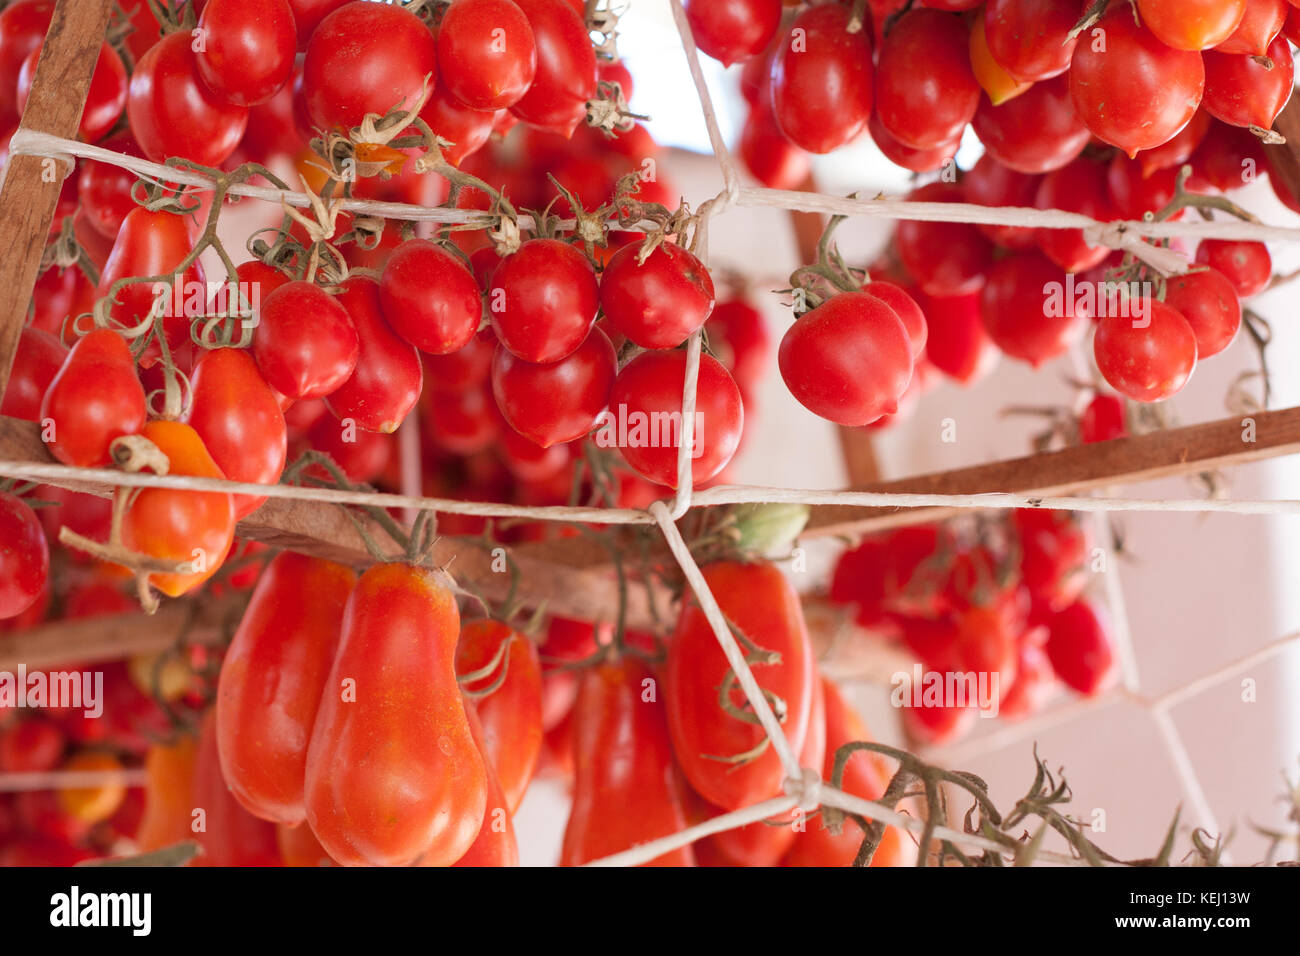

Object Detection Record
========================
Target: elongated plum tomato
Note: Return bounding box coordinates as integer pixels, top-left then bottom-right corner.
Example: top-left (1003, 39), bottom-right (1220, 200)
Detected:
top-left (491, 327), bottom-right (616, 448)
top-left (561, 657), bottom-right (694, 866)
top-left (17, 40), bottom-right (126, 143)
top-left (1, 327), bottom-right (65, 422)
top-left (191, 712), bottom-right (281, 866)
top-left (875, 8), bottom-right (978, 150)
top-left (216, 552), bottom-right (356, 825)
top-left (1202, 36), bottom-right (1293, 131)
top-left (253, 281), bottom-right (358, 400)
top-left (379, 239), bottom-right (482, 355)
top-left (1195, 238), bottom-right (1271, 297)
top-left (1069, 11), bottom-right (1205, 156)
top-left (185, 348), bottom-right (287, 519)
top-left (896, 183), bottom-right (994, 296)
top-left (769, 4), bottom-right (872, 154)
top-left (972, 73), bottom-right (1091, 175)
top-left (1093, 301), bottom-right (1198, 403)
top-left (120, 421), bottom-right (236, 598)
top-left (979, 250), bottom-right (1088, 367)
top-left (599, 242), bottom-right (715, 350)
top-left (305, 564), bottom-right (486, 867)
top-left (446, 699), bottom-right (519, 866)
top-left (1136, 0), bottom-right (1247, 51)
top-left (325, 275), bottom-right (423, 433)
top-left (779, 292), bottom-right (913, 427)
top-left (1046, 601), bottom-right (1117, 696)
top-left (40, 329), bottom-right (147, 467)
top-left (606, 350), bottom-right (743, 488)
top-left (0, 493), bottom-right (48, 620)
top-left (437, 0), bottom-right (536, 111)
top-left (509, 0), bottom-right (597, 136)
top-left (983, 0), bottom-right (1080, 82)
top-left (302, 1), bottom-right (437, 131)
top-left (666, 560), bottom-right (814, 811)
top-left (455, 620), bottom-right (544, 814)
top-left (77, 134), bottom-right (144, 239)
top-left (194, 0), bottom-right (297, 107)
top-left (127, 31), bottom-right (248, 166)
top-left (920, 290), bottom-right (999, 385)
top-left (742, 100), bottom-right (813, 188)
top-left (489, 238), bottom-right (598, 363)
top-left (1161, 267), bottom-right (1242, 358)
top-left (684, 0), bottom-right (780, 67)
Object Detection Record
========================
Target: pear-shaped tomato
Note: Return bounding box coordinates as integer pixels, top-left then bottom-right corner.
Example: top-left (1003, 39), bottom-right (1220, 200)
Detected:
top-left (447, 698), bottom-right (519, 867)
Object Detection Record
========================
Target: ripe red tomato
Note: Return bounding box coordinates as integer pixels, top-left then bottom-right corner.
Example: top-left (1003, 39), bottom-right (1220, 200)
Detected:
top-left (979, 250), bottom-right (1088, 367)
top-left (186, 347), bottom-right (287, 519)
top-left (491, 326), bottom-right (615, 447)
top-left (40, 328), bottom-right (147, 467)
top-left (425, 380), bottom-right (503, 455)
top-left (1216, 0), bottom-right (1287, 54)
top-left (488, 238), bottom-right (597, 363)
top-left (325, 275), bottom-right (423, 433)
top-left (896, 183), bottom-right (994, 296)
top-left (1195, 239), bottom-right (1271, 297)
top-left (1014, 508), bottom-right (1088, 617)
top-left (919, 289), bottom-right (1000, 385)
top-left (706, 298), bottom-right (773, 389)
top-left (599, 242), bottom-right (715, 350)
top-left (305, 563), bottom-right (486, 867)
top-left (0, 717), bottom-right (63, 772)
top-left (120, 420), bottom-right (237, 598)
top-left (379, 239), bottom-right (482, 355)
top-left (1106, 154), bottom-right (1181, 221)
top-left (1162, 267), bottom-right (1242, 358)
top-left (770, 4), bottom-right (873, 154)
top-left (741, 101), bottom-right (812, 188)
top-left (998, 630), bottom-right (1055, 721)
top-left (561, 657), bottom-right (695, 866)
top-left (684, 0), bottom-right (780, 67)
top-left (195, 0), bottom-right (297, 107)
top-left (287, 0), bottom-right (349, 46)
top-left (1069, 11), bottom-right (1205, 156)
top-left (665, 560), bottom-right (814, 811)
top-left (1046, 601), bottom-right (1117, 695)
top-left (16, 40), bottom-right (126, 143)
top-left (1202, 36), bottom-right (1293, 131)
top-left (607, 349), bottom-right (743, 488)
top-left (438, 0), bottom-right (537, 111)
top-left (1093, 301), bottom-right (1198, 403)
top-left (962, 154), bottom-right (1041, 249)
top-left (867, 110), bottom-right (960, 173)
top-left (1035, 156), bottom-right (1115, 273)
top-left (191, 712), bottom-right (282, 866)
top-left (420, 85), bottom-right (499, 166)
top-left (875, 8), bottom-right (978, 150)
top-left (1136, 0), bottom-right (1247, 50)
top-left (1080, 393), bottom-right (1127, 443)
top-left (0, 493), bottom-right (48, 620)
top-left (127, 31), bottom-right (248, 166)
top-left (31, 263), bottom-right (95, 337)
top-left (217, 552), bottom-right (356, 825)
top-left (1, 326), bottom-right (65, 422)
top-left (277, 820), bottom-right (336, 865)
top-left (779, 291), bottom-right (913, 426)
top-left (301, 1), bottom-right (437, 131)
top-left (424, 328), bottom-right (495, 393)
top-left (253, 281), bottom-right (359, 400)
top-left (305, 407), bottom-right (394, 481)
top-left (0, 0), bottom-right (54, 127)
top-left (77, 134), bottom-right (144, 239)
top-left (982, 0), bottom-right (1079, 82)
top-left (456, 620), bottom-right (544, 814)
top-left (1137, 109), bottom-right (1213, 177)
top-left (447, 699), bottom-right (520, 867)
top-left (509, 0), bottom-right (597, 136)
top-left (973, 74), bottom-right (1091, 174)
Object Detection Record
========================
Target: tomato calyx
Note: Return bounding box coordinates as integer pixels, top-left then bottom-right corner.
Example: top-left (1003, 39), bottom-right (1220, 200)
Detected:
top-left (785, 212), bottom-right (869, 314)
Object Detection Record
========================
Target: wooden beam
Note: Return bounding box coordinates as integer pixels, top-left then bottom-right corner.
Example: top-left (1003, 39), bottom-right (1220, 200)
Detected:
top-left (0, 0), bottom-right (115, 401)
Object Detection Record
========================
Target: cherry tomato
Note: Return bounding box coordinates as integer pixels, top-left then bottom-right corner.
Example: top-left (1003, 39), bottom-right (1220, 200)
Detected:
top-left (684, 0), bottom-right (780, 67)
top-left (40, 328), bottom-right (147, 467)
top-left (979, 250), bottom-right (1088, 367)
top-left (0, 493), bottom-right (48, 621)
top-left (983, 0), bottom-right (1080, 82)
top-left (1202, 36), bottom-right (1293, 132)
top-left (705, 298), bottom-right (773, 389)
top-left (918, 289), bottom-right (999, 385)
top-left (16, 40), bottom-right (126, 143)
top-left (998, 629), bottom-right (1055, 721)
top-left (1136, 0), bottom-right (1247, 50)
top-left (1215, 0), bottom-right (1287, 54)
top-left (489, 238), bottom-right (598, 363)
top-left (1079, 393), bottom-right (1127, 443)
top-left (665, 560), bottom-right (814, 811)
top-left (277, 820), bottom-right (336, 866)
top-left (0, 0), bottom-right (54, 127)
top-left (1035, 156), bottom-right (1115, 273)
top-left (424, 380), bottom-right (503, 455)
top-left (1093, 300), bottom-right (1198, 402)
top-left (962, 154), bottom-right (1041, 249)
top-left (191, 712), bottom-right (282, 866)
top-left (325, 275), bottom-right (423, 433)
top-left (379, 239), bottom-right (482, 356)
top-left (420, 85), bottom-right (499, 166)
top-left (1106, 154), bottom-right (1181, 221)
top-left (1187, 117), bottom-right (1265, 191)
top-left (305, 564), bottom-right (486, 867)
top-left (55, 751), bottom-right (126, 825)
top-left (77, 134), bottom-right (144, 239)
top-left (969, 7), bottom-right (1031, 105)
top-left (491, 326), bottom-right (615, 447)
top-left (0, 717), bottom-right (63, 772)
top-left (135, 735), bottom-right (199, 853)
top-left (424, 328), bottom-right (495, 393)
top-left (1195, 238), bottom-right (1271, 297)
top-left (447, 699), bottom-right (520, 867)
top-left (438, 0), bottom-right (536, 111)
top-left (304, 408), bottom-right (394, 481)
top-left (1136, 109), bottom-right (1212, 177)
top-left (31, 263), bottom-right (95, 337)
top-left (1, 326), bottom-right (65, 422)
top-left (1046, 601), bottom-right (1117, 696)
top-left (509, 0), bottom-right (597, 136)
top-left (875, 8), bottom-right (978, 150)
top-left (195, 0), bottom-right (297, 107)
top-left (253, 280), bottom-right (359, 400)
top-left (740, 101), bottom-right (812, 188)
top-left (287, 0), bottom-right (350, 47)
top-left (867, 110), bottom-right (960, 174)
top-left (1162, 266), bottom-right (1242, 358)
top-left (599, 242), bottom-right (715, 350)
top-left (973, 74), bottom-right (1091, 174)
top-left (1014, 508), bottom-right (1088, 617)
top-left (896, 182), bottom-right (994, 296)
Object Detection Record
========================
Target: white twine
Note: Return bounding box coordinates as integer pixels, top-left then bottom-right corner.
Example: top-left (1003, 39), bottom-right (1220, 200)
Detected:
top-left (0, 769), bottom-right (147, 793)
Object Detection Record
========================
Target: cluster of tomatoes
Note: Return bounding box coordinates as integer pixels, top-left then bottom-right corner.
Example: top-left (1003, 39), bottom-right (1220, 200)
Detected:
top-left (830, 509), bottom-right (1117, 745)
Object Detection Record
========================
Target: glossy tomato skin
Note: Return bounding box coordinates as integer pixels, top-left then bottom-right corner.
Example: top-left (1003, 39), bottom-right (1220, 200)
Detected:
top-left (561, 657), bottom-right (695, 866)
top-left (1202, 36), bottom-right (1293, 131)
top-left (1, 326), bottom-right (65, 422)
top-left (1216, 0), bottom-right (1287, 55)
top-left (121, 421), bottom-right (237, 597)
top-left (1080, 393), bottom-right (1127, 443)
top-left (983, 0), bottom-right (1079, 82)
top-left (1161, 267), bottom-right (1242, 358)
top-left (509, 0), bottom-right (597, 136)
top-left (253, 280), bottom-right (359, 400)
top-left (437, 0), bottom-right (536, 111)
top-left (970, 8), bottom-right (1032, 106)
top-left (455, 619), bottom-right (544, 814)
top-left (1136, 0), bottom-right (1247, 51)
top-left (599, 242), bottom-right (715, 350)
top-left (16, 40), bottom-right (126, 143)
top-left (489, 238), bottom-right (598, 363)
top-left (217, 552), bottom-right (355, 825)
top-left (77, 134), bottom-right (144, 239)
top-left (867, 110), bottom-right (960, 173)
top-left (770, 4), bottom-right (873, 154)
top-left (191, 712), bottom-right (282, 866)
top-left (1196, 239), bottom-right (1271, 297)
top-left (127, 31), bottom-right (248, 166)
top-left (1034, 157), bottom-right (1115, 273)
top-left (0, 0), bottom-right (54, 126)
top-left (305, 564), bottom-right (486, 868)
top-left (1093, 301), bottom-right (1198, 403)
top-left (896, 183), bottom-right (994, 296)
top-left (684, 0), bottom-right (780, 66)
top-left (779, 291), bottom-right (913, 426)
top-left (962, 154), bottom-right (1041, 249)
top-left (287, 0), bottom-right (349, 46)
top-left (379, 239), bottom-right (483, 355)
top-left (325, 275), bottom-right (423, 433)
top-left (979, 250), bottom-right (1089, 366)
top-left (1046, 601), bottom-right (1117, 695)
top-left (0, 493), bottom-right (48, 620)
top-left (302, 1), bottom-right (437, 131)
top-left (875, 9), bottom-right (978, 150)
top-left (666, 560), bottom-right (815, 811)
top-left (1015, 508), bottom-right (1088, 617)
top-left (420, 85), bottom-right (499, 166)
top-left (40, 328), bottom-right (147, 467)
top-left (919, 290), bottom-right (999, 385)
top-left (491, 326), bottom-right (615, 447)
top-left (186, 348), bottom-right (287, 519)
top-left (195, 0), bottom-right (297, 107)
top-left (973, 73), bottom-right (1091, 174)
top-left (446, 698), bottom-right (520, 866)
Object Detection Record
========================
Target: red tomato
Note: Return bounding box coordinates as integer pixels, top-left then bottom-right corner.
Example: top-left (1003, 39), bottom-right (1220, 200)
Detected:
top-left (896, 183), bottom-right (994, 296)
top-left (999, 632), bottom-right (1055, 721)
top-left (421, 327), bottom-right (494, 391)
top-left (186, 348), bottom-right (287, 518)
top-left (867, 110), bottom-right (960, 173)
top-left (1035, 156), bottom-right (1115, 273)
top-left (1137, 0), bottom-right (1247, 50)
top-left (969, 7), bottom-right (1031, 106)
top-left (1, 326), bottom-right (65, 422)
top-left (599, 242), bottom-right (715, 350)
top-left (191, 712), bottom-right (282, 866)
top-left (195, 0), bottom-right (297, 106)
top-left (424, 380), bottom-right (503, 454)
top-left (770, 4), bottom-right (873, 154)
top-left (962, 154), bottom-right (1041, 249)
top-left (40, 328), bottom-right (147, 467)
top-left (973, 73), bottom-right (1091, 174)
top-left (665, 560), bottom-right (814, 810)
top-left (1015, 509), bottom-right (1089, 618)
top-left (1215, 0), bottom-right (1287, 54)
top-left (305, 564), bottom-right (486, 867)
top-left (509, 0), bottom-right (597, 136)
top-left (1106, 154), bottom-right (1181, 221)
top-left (325, 275), bottom-right (423, 433)
top-left (1187, 116), bottom-right (1265, 191)
top-left (1046, 601), bottom-right (1117, 695)
top-left (918, 290), bottom-right (999, 385)
top-left (420, 85), bottom-right (499, 166)
top-left (217, 552), bottom-right (356, 825)
top-left (1162, 267), bottom-right (1242, 358)
top-left (983, 0), bottom-right (1080, 82)
top-left (488, 238), bottom-right (598, 363)
top-left (606, 349), bottom-right (743, 488)
top-left (740, 100), bottom-right (813, 187)
top-left (127, 31), bottom-right (248, 166)
top-left (875, 9), bottom-right (978, 150)
top-left (979, 250), bottom-right (1088, 366)
top-left (277, 820), bottom-right (336, 866)
top-left (1137, 109), bottom-right (1213, 177)
top-left (779, 291), bottom-right (913, 426)
top-left (31, 263), bottom-right (95, 337)
top-left (706, 298), bottom-right (773, 389)
top-left (304, 409), bottom-right (394, 481)
top-left (1195, 239), bottom-right (1271, 297)
top-left (0, 0), bottom-right (54, 127)
top-left (438, 0), bottom-right (536, 111)
top-left (1093, 301), bottom-right (1198, 402)
top-left (77, 134), bottom-right (144, 239)
top-left (0, 717), bottom-right (63, 773)
top-left (1202, 36), bottom-right (1293, 131)
top-left (456, 620), bottom-right (544, 814)
top-left (253, 280), bottom-right (359, 399)
top-left (448, 699), bottom-right (520, 867)
top-left (491, 327), bottom-right (615, 447)
top-left (379, 239), bottom-right (482, 355)
top-left (1080, 393), bottom-right (1128, 444)
top-left (16, 40), bottom-right (126, 143)
top-left (561, 657), bottom-right (695, 866)
top-left (684, 0), bottom-right (780, 67)
top-left (301, 1), bottom-right (437, 131)
top-left (287, 0), bottom-right (350, 46)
